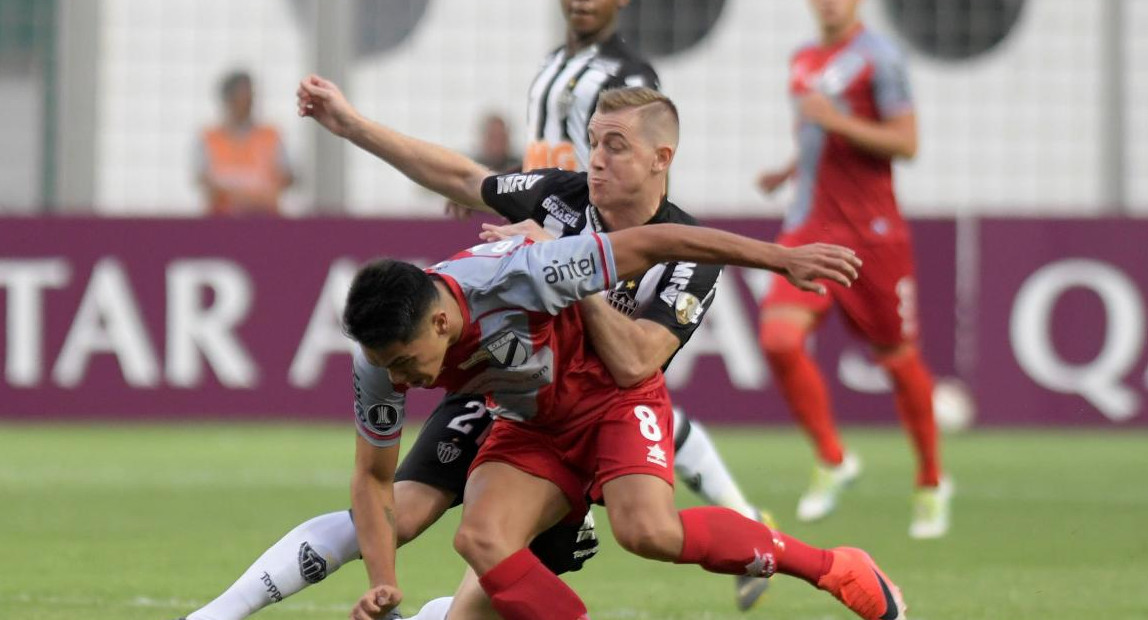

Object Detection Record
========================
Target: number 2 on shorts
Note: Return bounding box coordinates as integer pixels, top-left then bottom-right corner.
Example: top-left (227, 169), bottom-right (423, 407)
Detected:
top-left (447, 400), bottom-right (487, 434)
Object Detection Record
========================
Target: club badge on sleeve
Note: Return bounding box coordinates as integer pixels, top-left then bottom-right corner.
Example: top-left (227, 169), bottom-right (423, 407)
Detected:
top-left (674, 292), bottom-right (704, 325)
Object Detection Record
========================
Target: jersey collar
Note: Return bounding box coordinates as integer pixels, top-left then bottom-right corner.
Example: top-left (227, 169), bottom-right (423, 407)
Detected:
top-left (587, 195), bottom-right (675, 232)
top-left (821, 22), bottom-right (864, 52)
top-left (644, 196), bottom-right (676, 225)
top-left (564, 31), bottom-right (625, 61)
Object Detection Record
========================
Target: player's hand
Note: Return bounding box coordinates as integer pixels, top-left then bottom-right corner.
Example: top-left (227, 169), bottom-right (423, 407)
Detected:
top-left (780, 243), bottom-right (862, 295)
top-left (756, 169), bottom-right (791, 194)
top-left (798, 92), bottom-right (841, 130)
top-left (349, 584), bottom-right (402, 620)
top-left (479, 220), bottom-right (556, 243)
top-left (444, 199), bottom-right (472, 220)
top-left (297, 74), bottom-right (361, 138)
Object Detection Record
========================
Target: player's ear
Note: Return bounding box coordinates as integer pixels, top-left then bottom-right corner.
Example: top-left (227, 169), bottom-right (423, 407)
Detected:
top-left (431, 309), bottom-right (450, 337)
top-left (651, 144), bottom-right (674, 173)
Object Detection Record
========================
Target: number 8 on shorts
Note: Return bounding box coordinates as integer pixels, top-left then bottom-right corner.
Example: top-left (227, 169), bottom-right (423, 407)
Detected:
top-left (634, 405), bottom-right (663, 442)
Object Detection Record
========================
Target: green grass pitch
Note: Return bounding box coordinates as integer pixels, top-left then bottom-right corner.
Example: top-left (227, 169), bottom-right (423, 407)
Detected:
top-left (1, 424), bottom-right (1146, 619)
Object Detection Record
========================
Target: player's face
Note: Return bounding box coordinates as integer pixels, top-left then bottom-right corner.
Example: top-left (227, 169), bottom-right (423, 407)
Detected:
top-left (562, 0), bottom-right (626, 37)
top-left (361, 314), bottom-right (450, 388)
top-left (808, 0), bottom-right (860, 31)
top-left (586, 109), bottom-right (657, 208)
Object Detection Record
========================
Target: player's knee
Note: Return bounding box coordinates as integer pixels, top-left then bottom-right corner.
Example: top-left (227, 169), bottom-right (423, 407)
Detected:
top-left (759, 319), bottom-right (807, 360)
top-left (453, 520), bottom-right (512, 570)
top-left (873, 340), bottom-right (917, 368)
top-left (610, 513), bottom-right (681, 561)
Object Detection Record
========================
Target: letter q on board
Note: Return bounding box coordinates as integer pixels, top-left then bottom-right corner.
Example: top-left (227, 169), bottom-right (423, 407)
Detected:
top-left (1009, 258), bottom-right (1146, 422)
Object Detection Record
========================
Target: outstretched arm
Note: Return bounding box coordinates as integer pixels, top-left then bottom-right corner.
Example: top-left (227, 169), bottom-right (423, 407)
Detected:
top-left (349, 436), bottom-right (403, 619)
top-left (607, 223), bottom-right (861, 296)
top-left (296, 74), bottom-right (495, 212)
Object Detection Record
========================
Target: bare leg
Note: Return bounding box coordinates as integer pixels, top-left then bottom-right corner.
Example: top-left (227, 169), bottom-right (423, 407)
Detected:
top-left (452, 462), bottom-right (584, 620)
top-left (444, 568), bottom-right (499, 620)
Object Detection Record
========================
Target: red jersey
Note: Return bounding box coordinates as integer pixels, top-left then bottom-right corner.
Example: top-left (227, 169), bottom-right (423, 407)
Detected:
top-left (786, 25), bottom-right (914, 245)
top-left (353, 233), bottom-right (665, 448)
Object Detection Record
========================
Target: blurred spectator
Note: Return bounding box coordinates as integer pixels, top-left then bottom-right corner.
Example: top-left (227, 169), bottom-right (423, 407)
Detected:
top-left (444, 112), bottom-right (522, 219)
top-left (473, 112), bottom-right (522, 173)
top-left (195, 70), bottom-right (294, 216)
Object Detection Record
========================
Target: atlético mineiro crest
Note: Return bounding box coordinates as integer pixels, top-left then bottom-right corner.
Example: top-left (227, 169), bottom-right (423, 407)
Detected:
top-left (437, 441), bottom-right (462, 464)
top-left (460, 331), bottom-right (529, 370)
top-left (298, 542), bottom-right (329, 584)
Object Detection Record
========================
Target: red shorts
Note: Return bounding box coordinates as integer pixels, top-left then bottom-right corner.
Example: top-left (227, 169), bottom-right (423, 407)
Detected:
top-left (763, 231), bottom-right (919, 347)
top-left (470, 380), bottom-right (675, 521)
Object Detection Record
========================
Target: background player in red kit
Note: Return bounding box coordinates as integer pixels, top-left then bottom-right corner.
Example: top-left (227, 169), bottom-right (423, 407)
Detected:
top-left (756, 0), bottom-right (951, 539)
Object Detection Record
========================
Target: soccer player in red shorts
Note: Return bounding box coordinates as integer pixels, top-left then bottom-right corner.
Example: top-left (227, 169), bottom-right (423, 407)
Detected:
top-left (756, 0), bottom-right (951, 538)
top-left (300, 77), bottom-right (907, 620)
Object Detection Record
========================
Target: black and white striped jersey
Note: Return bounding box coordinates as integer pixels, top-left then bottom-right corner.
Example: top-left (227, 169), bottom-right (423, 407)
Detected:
top-left (523, 33), bottom-right (659, 172)
top-left (481, 169), bottom-right (722, 367)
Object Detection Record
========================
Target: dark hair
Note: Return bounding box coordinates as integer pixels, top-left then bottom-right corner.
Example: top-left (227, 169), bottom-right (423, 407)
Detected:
top-left (220, 70), bottom-right (252, 101)
top-left (343, 259), bottom-right (438, 349)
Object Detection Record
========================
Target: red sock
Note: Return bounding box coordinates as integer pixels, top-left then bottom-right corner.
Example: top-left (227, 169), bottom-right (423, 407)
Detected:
top-left (881, 348), bottom-right (941, 487)
top-left (775, 533), bottom-right (834, 586)
top-left (676, 507), bottom-right (833, 584)
top-left (760, 320), bottom-right (843, 465)
top-left (478, 549), bottom-right (588, 620)
top-left (677, 507), bottom-right (778, 576)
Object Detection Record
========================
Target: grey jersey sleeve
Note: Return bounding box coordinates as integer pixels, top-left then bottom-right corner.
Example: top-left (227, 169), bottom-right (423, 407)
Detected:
top-left (444, 234), bottom-right (618, 316)
top-left (352, 347), bottom-right (406, 448)
top-left (872, 41), bottom-right (913, 118)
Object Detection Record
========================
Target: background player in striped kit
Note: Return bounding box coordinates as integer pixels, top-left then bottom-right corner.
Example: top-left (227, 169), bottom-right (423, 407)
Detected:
top-left (521, 0), bottom-right (656, 173)
top-left (756, 0), bottom-right (951, 538)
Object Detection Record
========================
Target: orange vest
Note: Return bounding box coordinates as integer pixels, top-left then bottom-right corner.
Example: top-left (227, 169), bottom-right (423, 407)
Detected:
top-left (202, 125), bottom-right (286, 216)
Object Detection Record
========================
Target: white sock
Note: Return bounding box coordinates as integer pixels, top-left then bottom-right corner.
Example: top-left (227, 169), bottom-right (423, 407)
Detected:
top-left (187, 511), bottom-right (360, 620)
top-left (406, 597), bottom-right (454, 620)
top-left (672, 408), bottom-right (759, 520)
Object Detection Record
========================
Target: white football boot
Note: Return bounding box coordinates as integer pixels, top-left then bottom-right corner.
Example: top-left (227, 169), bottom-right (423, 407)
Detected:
top-left (796, 452), bottom-right (862, 522)
top-left (909, 475), bottom-right (953, 539)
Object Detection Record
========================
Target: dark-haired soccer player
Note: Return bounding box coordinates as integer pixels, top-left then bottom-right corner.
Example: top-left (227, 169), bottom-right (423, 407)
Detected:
top-left (295, 78), bottom-right (905, 620)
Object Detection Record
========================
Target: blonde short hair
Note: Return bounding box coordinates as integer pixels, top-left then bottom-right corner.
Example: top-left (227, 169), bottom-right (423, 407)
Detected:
top-left (595, 87), bottom-right (680, 146)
